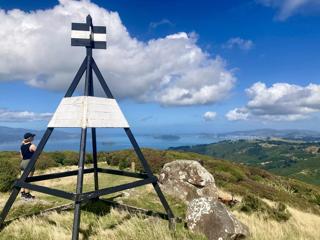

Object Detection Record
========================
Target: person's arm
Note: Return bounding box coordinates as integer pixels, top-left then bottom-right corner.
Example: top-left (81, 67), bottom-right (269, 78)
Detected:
top-left (20, 150), bottom-right (23, 159)
top-left (29, 144), bottom-right (37, 152)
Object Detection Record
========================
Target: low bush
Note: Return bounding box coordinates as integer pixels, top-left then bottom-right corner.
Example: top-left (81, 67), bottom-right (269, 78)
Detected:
top-left (35, 157), bottom-right (59, 170)
top-left (0, 159), bottom-right (20, 192)
top-left (272, 202), bottom-right (291, 222)
top-left (239, 194), bottom-right (291, 222)
top-left (239, 194), bottom-right (264, 213)
top-left (119, 158), bottom-right (130, 170)
top-left (49, 151), bottom-right (66, 165)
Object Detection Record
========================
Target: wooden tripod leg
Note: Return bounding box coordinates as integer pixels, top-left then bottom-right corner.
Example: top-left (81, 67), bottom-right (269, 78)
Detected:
top-left (72, 128), bottom-right (87, 240)
top-left (124, 128), bottom-right (175, 229)
top-left (153, 182), bottom-right (176, 230)
top-left (0, 188), bottom-right (20, 228)
top-left (92, 128), bottom-right (99, 191)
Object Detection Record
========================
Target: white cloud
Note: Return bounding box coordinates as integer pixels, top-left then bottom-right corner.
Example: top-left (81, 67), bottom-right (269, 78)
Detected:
top-left (226, 82), bottom-right (320, 121)
top-left (0, 109), bottom-right (52, 122)
top-left (223, 37), bottom-right (254, 51)
top-left (0, 0), bottom-right (235, 106)
top-left (149, 18), bottom-right (173, 29)
top-left (203, 111), bottom-right (217, 121)
top-left (258, 0), bottom-right (320, 20)
top-left (226, 108), bottom-right (249, 121)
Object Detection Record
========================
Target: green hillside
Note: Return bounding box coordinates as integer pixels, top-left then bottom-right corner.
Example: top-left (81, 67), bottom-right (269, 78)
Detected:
top-left (170, 139), bottom-right (320, 185)
top-left (1, 148), bottom-right (319, 214)
top-left (103, 148), bottom-right (320, 214)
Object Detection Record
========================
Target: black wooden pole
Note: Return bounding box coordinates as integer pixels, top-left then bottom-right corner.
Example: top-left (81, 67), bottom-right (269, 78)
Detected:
top-left (65, 57), bottom-right (87, 98)
top-left (91, 128), bottom-right (99, 191)
top-left (88, 58), bottom-right (99, 191)
top-left (124, 128), bottom-right (175, 226)
top-left (92, 59), bottom-right (114, 99)
top-left (71, 127), bottom-right (87, 240)
top-left (71, 15), bottom-right (92, 240)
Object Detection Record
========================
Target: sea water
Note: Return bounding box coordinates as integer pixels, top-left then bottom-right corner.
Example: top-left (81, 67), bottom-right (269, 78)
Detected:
top-left (0, 133), bottom-right (221, 152)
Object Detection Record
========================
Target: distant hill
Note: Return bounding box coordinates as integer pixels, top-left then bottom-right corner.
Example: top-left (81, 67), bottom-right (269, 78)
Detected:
top-left (0, 126), bottom-right (78, 144)
top-left (170, 139), bottom-right (320, 185)
top-left (217, 128), bottom-right (320, 142)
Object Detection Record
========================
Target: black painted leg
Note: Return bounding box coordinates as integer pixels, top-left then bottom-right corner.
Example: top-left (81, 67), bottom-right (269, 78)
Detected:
top-left (123, 127), bottom-right (175, 228)
top-left (153, 183), bottom-right (176, 230)
top-left (91, 128), bottom-right (99, 191)
top-left (72, 128), bottom-right (87, 240)
top-left (0, 188), bottom-right (20, 227)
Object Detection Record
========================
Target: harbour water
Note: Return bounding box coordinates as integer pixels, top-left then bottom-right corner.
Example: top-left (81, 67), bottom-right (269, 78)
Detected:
top-left (0, 133), bottom-right (221, 152)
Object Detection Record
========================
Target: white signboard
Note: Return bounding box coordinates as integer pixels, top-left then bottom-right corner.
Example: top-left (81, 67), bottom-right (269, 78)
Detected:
top-left (48, 96), bottom-right (129, 128)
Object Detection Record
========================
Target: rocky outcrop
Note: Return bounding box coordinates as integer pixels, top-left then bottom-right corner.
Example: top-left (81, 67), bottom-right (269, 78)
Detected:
top-left (159, 160), bottom-right (249, 240)
top-left (158, 160), bottom-right (218, 203)
top-left (186, 197), bottom-right (249, 240)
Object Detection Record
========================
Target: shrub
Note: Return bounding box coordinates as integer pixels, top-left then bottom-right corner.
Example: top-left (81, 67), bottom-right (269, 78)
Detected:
top-left (272, 202), bottom-right (291, 222)
top-left (240, 194), bottom-right (265, 213)
top-left (313, 194), bottom-right (320, 206)
top-left (35, 157), bottom-right (59, 170)
top-left (50, 151), bottom-right (66, 165)
top-left (0, 159), bottom-right (20, 192)
top-left (119, 158), bottom-right (130, 170)
top-left (63, 155), bottom-right (79, 166)
top-left (239, 194), bottom-right (291, 222)
top-left (86, 153), bottom-right (93, 164)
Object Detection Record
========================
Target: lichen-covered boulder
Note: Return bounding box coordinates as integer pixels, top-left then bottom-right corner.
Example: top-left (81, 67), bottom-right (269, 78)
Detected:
top-left (158, 160), bottom-right (217, 203)
top-left (186, 197), bottom-right (249, 240)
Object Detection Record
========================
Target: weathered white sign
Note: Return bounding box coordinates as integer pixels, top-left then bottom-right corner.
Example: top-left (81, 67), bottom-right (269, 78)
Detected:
top-left (48, 96), bottom-right (129, 128)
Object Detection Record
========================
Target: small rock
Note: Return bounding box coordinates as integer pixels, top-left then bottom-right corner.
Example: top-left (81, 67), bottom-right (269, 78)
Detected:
top-left (186, 197), bottom-right (249, 240)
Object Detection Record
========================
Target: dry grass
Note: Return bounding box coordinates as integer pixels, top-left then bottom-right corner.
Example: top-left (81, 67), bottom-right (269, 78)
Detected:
top-left (233, 206), bottom-right (320, 240)
top-left (0, 209), bottom-right (205, 240)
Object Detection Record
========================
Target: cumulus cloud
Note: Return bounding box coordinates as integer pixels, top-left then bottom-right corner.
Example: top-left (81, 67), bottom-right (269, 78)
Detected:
top-left (203, 111), bottom-right (217, 121)
top-left (226, 82), bottom-right (320, 121)
top-left (223, 37), bottom-right (254, 51)
top-left (0, 109), bottom-right (52, 122)
top-left (258, 0), bottom-right (320, 20)
top-left (0, 0), bottom-right (235, 106)
top-left (226, 108), bottom-right (249, 121)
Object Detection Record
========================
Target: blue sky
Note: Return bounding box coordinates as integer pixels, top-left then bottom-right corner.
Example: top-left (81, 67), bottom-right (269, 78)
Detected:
top-left (0, 0), bottom-right (320, 134)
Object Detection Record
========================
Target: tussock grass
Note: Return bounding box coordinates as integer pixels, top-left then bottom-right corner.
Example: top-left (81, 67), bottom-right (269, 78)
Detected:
top-left (0, 209), bottom-right (206, 240)
top-left (233, 206), bottom-right (320, 240)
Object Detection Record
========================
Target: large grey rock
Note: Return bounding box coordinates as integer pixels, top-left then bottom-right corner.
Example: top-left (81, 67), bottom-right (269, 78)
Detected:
top-left (186, 197), bottom-right (249, 240)
top-left (158, 160), bottom-right (217, 203)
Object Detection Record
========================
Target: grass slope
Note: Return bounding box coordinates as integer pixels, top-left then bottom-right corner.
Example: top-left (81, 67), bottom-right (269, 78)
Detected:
top-left (171, 139), bottom-right (320, 185)
top-left (103, 148), bottom-right (320, 214)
